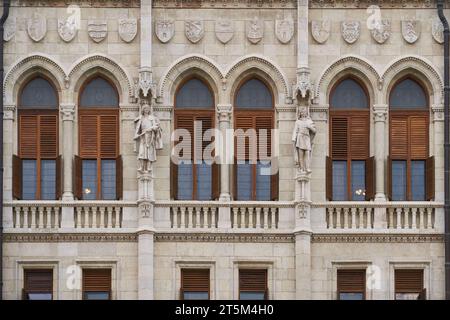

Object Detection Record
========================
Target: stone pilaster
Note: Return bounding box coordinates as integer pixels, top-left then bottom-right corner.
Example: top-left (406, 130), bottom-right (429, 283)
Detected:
top-left (217, 104), bottom-right (232, 201)
top-left (3, 105), bottom-right (15, 202)
top-left (432, 104), bottom-right (444, 201)
top-left (373, 104), bottom-right (388, 201)
top-left (60, 104), bottom-right (75, 201)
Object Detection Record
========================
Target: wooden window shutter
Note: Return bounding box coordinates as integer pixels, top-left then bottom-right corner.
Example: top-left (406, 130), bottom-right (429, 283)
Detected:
top-left (337, 269), bottom-right (365, 296)
top-left (100, 115), bottom-right (119, 158)
top-left (331, 117), bottom-right (348, 159)
top-left (350, 115), bottom-right (369, 159)
top-left (23, 269), bottom-right (53, 299)
top-left (390, 116), bottom-right (408, 158)
top-left (79, 114), bottom-right (98, 158)
top-left (39, 115), bottom-right (58, 158)
top-left (239, 269), bottom-right (267, 295)
top-left (256, 116), bottom-right (273, 158)
top-left (181, 269), bottom-right (210, 299)
top-left (56, 155), bottom-right (62, 200)
top-left (426, 156), bottom-right (435, 201)
top-left (387, 156), bottom-right (392, 201)
top-left (365, 156), bottom-right (375, 201)
top-left (74, 155), bottom-right (82, 200)
top-left (212, 162), bottom-right (220, 200)
top-left (13, 155), bottom-right (22, 200)
top-left (176, 114), bottom-right (195, 161)
top-left (395, 269), bottom-right (424, 294)
top-left (409, 116), bottom-right (428, 159)
top-left (326, 156), bottom-right (332, 201)
top-left (82, 269), bottom-right (111, 297)
top-left (19, 115), bottom-right (38, 158)
top-left (235, 115), bottom-right (254, 161)
top-left (231, 162), bottom-right (237, 200)
top-left (170, 160), bottom-right (178, 200)
top-left (271, 167), bottom-right (279, 201)
top-left (116, 155), bottom-right (123, 200)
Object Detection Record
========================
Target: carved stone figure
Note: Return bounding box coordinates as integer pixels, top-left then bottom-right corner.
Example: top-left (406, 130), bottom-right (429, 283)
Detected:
top-left (275, 19), bottom-right (294, 44)
top-left (215, 20), bottom-right (234, 44)
top-left (58, 18), bottom-right (77, 42)
top-left (88, 20), bottom-right (108, 43)
top-left (402, 20), bottom-right (420, 44)
top-left (247, 17), bottom-right (264, 44)
top-left (432, 17), bottom-right (444, 44)
top-left (155, 20), bottom-right (175, 43)
top-left (185, 20), bottom-right (204, 43)
top-left (134, 104), bottom-right (163, 172)
top-left (311, 20), bottom-right (330, 44)
top-left (4, 17), bottom-right (15, 42)
top-left (371, 20), bottom-right (391, 44)
top-left (341, 21), bottom-right (360, 44)
top-left (119, 18), bottom-right (138, 43)
top-left (27, 13), bottom-right (47, 42)
top-left (292, 108), bottom-right (316, 173)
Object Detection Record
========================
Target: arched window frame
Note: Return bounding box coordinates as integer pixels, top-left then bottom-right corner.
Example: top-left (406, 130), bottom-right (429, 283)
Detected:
top-left (388, 76), bottom-right (433, 201)
top-left (171, 76), bottom-right (219, 201)
top-left (13, 76), bottom-right (61, 200)
top-left (327, 77), bottom-right (374, 201)
top-left (233, 76), bottom-right (278, 201)
top-left (75, 75), bottom-right (122, 201)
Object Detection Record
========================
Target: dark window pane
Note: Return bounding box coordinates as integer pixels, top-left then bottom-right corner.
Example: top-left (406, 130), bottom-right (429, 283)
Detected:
top-left (240, 292), bottom-right (266, 300)
top-left (411, 160), bottom-right (426, 201)
top-left (236, 79), bottom-right (273, 109)
top-left (196, 161), bottom-right (212, 200)
top-left (332, 161), bottom-right (347, 201)
top-left (351, 161), bottom-right (366, 201)
top-left (390, 79), bottom-right (427, 109)
top-left (84, 292), bottom-right (110, 300)
top-left (176, 79), bottom-right (213, 109)
top-left (178, 162), bottom-right (193, 200)
top-left (331, 79), bottom-right (368, 109)
top-left (22, 160), bottom-right (37, 200)
top-left (82, 160), bottom-right (97, 200)
top-left (256, 161), bottom-right (271, 201)
top-left (41, 160), bottom-right (56, 200)
top-left (339, 293), bottom-right (364, 300)
top-left (101, 160), bottom-right (116, 200)
top-left (392, 161), bottom-right (407, 201)
top-left (237, 162), bottom-right (252, 201)
top-left (20, 78), bottom-right (57, 109)
top-left (27, 293), bottom-right (52, 300)
top-left (80, 78), bottom-right (118, 107)
top-left (183, 292), bottom-right (209, 300)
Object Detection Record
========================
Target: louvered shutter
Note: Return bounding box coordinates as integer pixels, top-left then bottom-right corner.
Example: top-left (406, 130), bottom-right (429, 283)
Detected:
top-left (100, 115), bottom-right (119, 158)
top-left (79, 114), bottom-right (98, 158)
top-left (171, 160), bottom-right (178, 200)
top-left (116, 155), bottom-right (123, 200)
top-left (176, 114), bottom-right (195, 162)
top-left (239, 269), bottom-right (267, 297)
top-left (39, 114), bottom-right (58, 158)
top-left (331, 117), bottom-right (348, 159)
top-left (23, 269), bottom-right (53, 299)
top-left (56, 155), bottom-right (62, 200)
top-left (326, 156), bottom-right (332, 201)
top-left (212, 162), bottom-right (220, 200)
top-left (426, 156), bottom-right (435, 201)
top-left (395, 269), bottom-right (424, 294)
top-left (387, 156), bottom-right (392, 201)
top-left (350, 115), bottom-right (369, 159)
top-left (337, 269), bottom-right (365, 298)
top-left (82, 269), bottom-right (111, 298)
top-left (13, 155), bottom-right (22, 200)
top-left (198, 114), bottom-right (215, 200)
top-left (74, 155), bottom-right (82, 200)
top-left (390, 116), bottom-right (408, 158)
top-left (271, 159), bottom-right (279, 201)
top-left (365, 156), bottom-right (375, 201)
top-left (181, 269), bottom-right (210, 300)
top-left (235, 115), bottom-right (254, 161)
top-left (19, 115), bottom-right (38, 158)
top-left (409, 116), bottom-right (428, 159)
top-left (256, 116), bottom-right (273, 158)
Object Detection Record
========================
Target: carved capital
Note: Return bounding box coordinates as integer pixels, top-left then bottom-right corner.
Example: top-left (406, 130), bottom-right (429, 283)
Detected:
top-left (217, 104), bottom-right (232, 123)
top-left (60, 104), bottom-right (75, 121)
top-left (373, 104), bottom-right (388, 123)
top-left (3, 105), bottom-right (16, 120)
top-left (137, 67), bottom-right (157, 99)
top-left (432, 104), bottom-right (444, 122)
top-left (293, 67), bottom-right (313, 100)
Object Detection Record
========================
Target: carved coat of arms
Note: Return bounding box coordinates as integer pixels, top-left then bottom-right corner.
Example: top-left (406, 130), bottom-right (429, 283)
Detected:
top-left (215, 20), bottom-right (234, 44)
top-left (88, 21), bottom-right (108, 43)
top-left (58, 18), bottom-right (77, 42)
top-left (432, 17), bottom-right (444, 44)
top-left (401, 20), bottom-right (420, 44)
top-left (185, 20), bottom-right (204, 43)
top-left (155, 20), bottom-right (175, 43)
top-left (341, 21), bottom-right (360, 44)
top-left (275, 19), bottom-right (294, 44)
top-left (371, 20), bottom-right (391, 44)
top-left (4, 17), bottom-right (15, 42)
top-left (247, 18), bottom-right (264, 44)
top-left (27, 13), bottom-right (47, 42)
top-left (311, 20), bottom-right (330, 44)
top-left (119, 18), bottom-right (138, 43)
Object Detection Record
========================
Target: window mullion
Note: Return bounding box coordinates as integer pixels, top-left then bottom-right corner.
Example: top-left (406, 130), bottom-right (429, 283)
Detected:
top-left (37, 115), bottom-right (42, 200)
top-left (97, 115), bottom-right (102, 200)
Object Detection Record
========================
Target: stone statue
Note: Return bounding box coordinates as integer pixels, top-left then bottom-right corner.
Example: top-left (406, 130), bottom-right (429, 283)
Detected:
top-left (292, 108), bottom-right (316, 173)
top-left (134, 103), bottom-right (163, 172)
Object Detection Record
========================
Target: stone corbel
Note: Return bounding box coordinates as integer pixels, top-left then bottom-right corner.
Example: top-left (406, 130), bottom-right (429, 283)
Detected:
top-left (373, 104), bottom-right (388, 123)
top-left (293, 67), bottom-right (313, 102)
top-left (432, 104), bottom-right (444, 122)
top-left (136, 67), bottom-right (157, 99)
top-left (60, 104), bottom-right (75, 122)
top-left (3, 105), bottom-right (16, 120)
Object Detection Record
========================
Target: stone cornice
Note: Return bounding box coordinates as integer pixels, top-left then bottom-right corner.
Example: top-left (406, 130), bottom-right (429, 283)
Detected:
top-left (11, 0), bottom-right (140, 7)
top-left (155, 233), bottom-right (295, 243)
top-left (312, 234), bottom-right (444, 243)
top-left (309, 0), bottom-right (436, 8)
top-left (3, 233), bottom-right (138, 243)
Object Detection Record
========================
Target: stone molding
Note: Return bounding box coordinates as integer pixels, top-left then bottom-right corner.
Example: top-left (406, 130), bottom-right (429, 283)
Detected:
top-left (60, 104), bottom-right (76, 121)
top-left (312, 234), bottom-right (444, 243)
top-left (155, 233), bottom-right (295, 243)
top-left (12, 0), bottom-right (141, 7)
top-left (3, 105), bottom-right (16, 120)
top-left (3, 233), bottom-right (138, 242)
top-left (309, 0), bottom-right (435, 8)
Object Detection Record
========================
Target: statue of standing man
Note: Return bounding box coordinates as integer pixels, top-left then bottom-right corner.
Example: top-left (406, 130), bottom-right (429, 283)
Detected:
top-left (292, 108), bottom-right (316, 173)
top-left (134, 103), bottom-right (163, 172)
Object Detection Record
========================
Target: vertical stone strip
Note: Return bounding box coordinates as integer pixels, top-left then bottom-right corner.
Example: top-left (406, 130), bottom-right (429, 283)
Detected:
top-left (373, 104), bottom-right (388, 201)
top-left (60, 104), bottom-right (75, 200)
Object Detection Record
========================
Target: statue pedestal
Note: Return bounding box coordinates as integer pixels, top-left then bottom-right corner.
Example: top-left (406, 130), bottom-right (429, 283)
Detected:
top-left (295, 169), bottom-right (311, 202)
top-left (137, 170), bottom-right (155, 222)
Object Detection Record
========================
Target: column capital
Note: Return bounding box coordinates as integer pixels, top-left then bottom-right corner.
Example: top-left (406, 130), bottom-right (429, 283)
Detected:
top-left (217, 104), bottom-right (232, 122)
top-left (432, 104), bottom-right (444, 122)
top-left (373, 104), bottom-right (388, 123)
top-left (3, 104), bottom-right (16, 120)
top-left (60, 104), bottom-right (75, 121)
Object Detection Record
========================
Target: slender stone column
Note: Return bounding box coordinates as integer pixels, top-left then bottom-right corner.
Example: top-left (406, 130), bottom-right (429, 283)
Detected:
top-left (60, 104), bottom-right (75, 200)
top-left (217, 104), bottom-right (232, 201)
top-left (3, 105), bottom-right (15, 202)
top-left (373, 104), bottom-right (388, 201)
top-left (432, 105), bottom-right (444, 201)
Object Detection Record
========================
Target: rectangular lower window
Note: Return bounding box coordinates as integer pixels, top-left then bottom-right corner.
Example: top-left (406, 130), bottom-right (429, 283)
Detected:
top-left (392, 161), bottom-right (407, 201)
top-left (395, 269), bottom-right (424, 300)
top-left (411, 161), bottom-right (426, 201)
top-left (239, 269), bottom-right (267, 300)
top-left (351, 161), bottom-right (366, 201)
top-left (82, 160), bottom-right (97, 200)
top-left (22, 160), bottom-right (37, 200)
top-left (337, 269), bottom-right (365, 300)
top-left (82, 269), bottom-right (111, 300)
top-left (23, 269), bottom-right (53, 300)
top-left (181, 269), bottom-right (210, 300)
top-left (41, 160), bottom-right (56, 200)
top-left (101, 160), bottom-right (116, 200)
top-left (332, 161), bottom-right (347, 201)
top-left (177, 162), bottom-right (193, 200)
top-left (237, 161), bottom-right (252, 201)
top-left (196, 161), bottom-right (212, 201)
